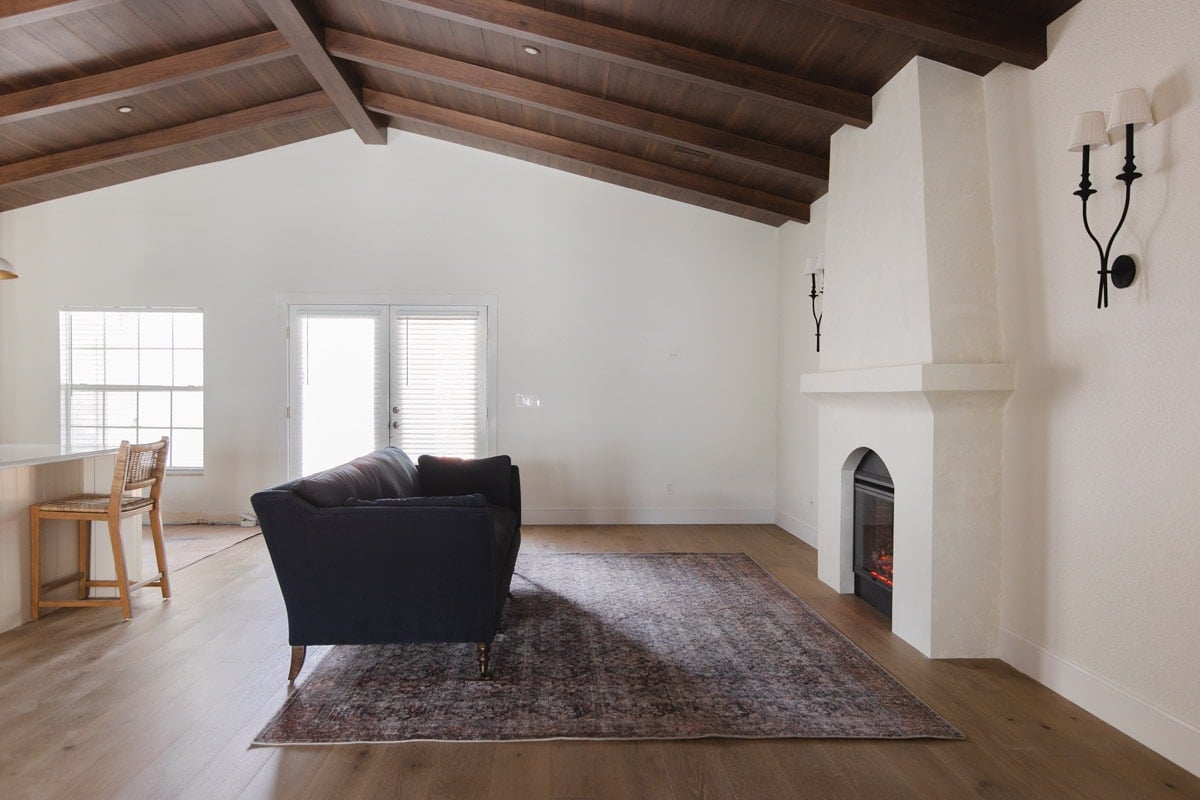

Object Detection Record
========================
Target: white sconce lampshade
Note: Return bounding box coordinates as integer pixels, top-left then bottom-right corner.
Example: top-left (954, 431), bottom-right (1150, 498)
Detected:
top-left (0, 257), bottom-right (18, 280)
top-left (1107, 88), bottom-right (1154, 132)
top-left (804, 255), bottom-right (825, 291)
top-left (1068, 111), bottom-right (1110, 151)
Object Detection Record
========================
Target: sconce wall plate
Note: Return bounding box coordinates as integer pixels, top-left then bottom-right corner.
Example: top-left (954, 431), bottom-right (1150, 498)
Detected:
top-left (1110, 254), bottom-right (1136, 289)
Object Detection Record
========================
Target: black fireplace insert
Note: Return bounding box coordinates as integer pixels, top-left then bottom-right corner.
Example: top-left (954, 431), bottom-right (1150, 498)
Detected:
top-left (853, 450), bottom-right (893, 618)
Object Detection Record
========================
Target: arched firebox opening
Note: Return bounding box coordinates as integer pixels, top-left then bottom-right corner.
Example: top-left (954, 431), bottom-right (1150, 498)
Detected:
top-left (853, 450), bottom-right (894, 618)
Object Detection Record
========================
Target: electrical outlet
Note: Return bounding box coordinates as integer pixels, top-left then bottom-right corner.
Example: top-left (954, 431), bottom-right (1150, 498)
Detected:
top-left (515, 393), bottom-right (541, 408)
top-left (665, 482), bottom-right (675, 495)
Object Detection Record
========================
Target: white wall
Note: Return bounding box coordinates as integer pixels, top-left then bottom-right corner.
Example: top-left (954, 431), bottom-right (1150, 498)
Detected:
top-left (986, 0), bottom-right (1200, 774)
top-left (775, 201), bottom-right (825, 545)
top-left (0, 131), bottom-right (779, 524)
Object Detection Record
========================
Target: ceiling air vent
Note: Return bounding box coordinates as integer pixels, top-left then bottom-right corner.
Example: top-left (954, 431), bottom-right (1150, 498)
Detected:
top-left (673, 145), bottom-right (711, 160)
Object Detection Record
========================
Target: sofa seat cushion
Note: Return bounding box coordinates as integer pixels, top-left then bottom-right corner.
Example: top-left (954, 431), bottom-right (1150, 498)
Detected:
top-left (489, 504), bottom-right (519, 560)
top-left (418, 454), bottom-right (512, 507)
top-left (289, 447), bottom-right (419, 507)
top-left (345, 494), bottom-right (487, 508)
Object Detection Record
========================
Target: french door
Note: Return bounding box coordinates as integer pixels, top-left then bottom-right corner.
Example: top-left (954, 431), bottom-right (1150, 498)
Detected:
top-left (288, 304), bottom-right (488, 478)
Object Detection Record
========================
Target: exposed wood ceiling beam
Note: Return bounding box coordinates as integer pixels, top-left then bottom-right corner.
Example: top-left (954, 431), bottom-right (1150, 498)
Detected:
top-left (0, 0), bottom-right (121, 30)
top-left (379, 0), bottom-right (871, 129)
top-left (254, 0), bottom-right (387, 144)
top-left (0, 92), bottom-right (334, 189)
top-left (326, 29), bottom-right (828, 184)
top-left (363, 88), bottom-right (809, 224)
top-left (0, 31), bottom-right (293, 125)
top-left (778, 0), bottom-right (1046, 69)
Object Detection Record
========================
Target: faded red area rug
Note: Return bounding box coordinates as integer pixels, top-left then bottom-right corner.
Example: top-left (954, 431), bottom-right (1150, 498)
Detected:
top-left (254, 553), bottom-right (961, 744)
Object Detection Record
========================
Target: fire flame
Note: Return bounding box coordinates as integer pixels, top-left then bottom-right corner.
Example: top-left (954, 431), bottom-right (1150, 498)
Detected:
top-left (867, 551), bottom-right (893, 588)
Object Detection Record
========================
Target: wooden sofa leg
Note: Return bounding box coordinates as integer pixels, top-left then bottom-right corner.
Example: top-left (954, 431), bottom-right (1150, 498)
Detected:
top-left (476, 643), bottom-right (492, 681)
top-left (288, 646), bottom-right (307, 682)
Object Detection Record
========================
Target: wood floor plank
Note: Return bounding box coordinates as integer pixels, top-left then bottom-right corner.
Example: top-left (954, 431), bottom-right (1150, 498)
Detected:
top-left (486, 742), bottom-right (553, 800)
top-left (0, 526), bottom-right (1195, 800)
top-left (658, 739), bottom-right (738, 800)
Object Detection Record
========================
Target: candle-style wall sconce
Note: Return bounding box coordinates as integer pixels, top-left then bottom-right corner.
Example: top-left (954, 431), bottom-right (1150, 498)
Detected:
top-left (1068, 88), bottom-right (1155, 309)
top-left (804, 255), bottom-right (824, 352)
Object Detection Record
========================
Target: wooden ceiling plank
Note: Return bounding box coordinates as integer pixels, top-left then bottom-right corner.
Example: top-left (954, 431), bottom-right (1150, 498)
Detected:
top-left (0, 0), bottom-right (122, 30)
top-left (0, 90), bottom-right (334, 188)
top-left (254, 0), bottom-right (387, 144)
top-left (327, 28), bottom-right (829, 183)
top-left (363, 88), bottom-right (809, 223)
top-left (378, 0), bottom-right (871, 129)
top-left (778, 0), bottom-right (1046, 69)
top-left (0, 31), bottom-right (293, 125)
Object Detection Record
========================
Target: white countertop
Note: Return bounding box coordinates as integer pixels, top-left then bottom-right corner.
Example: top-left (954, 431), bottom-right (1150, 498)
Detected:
top-left (0, 444), bottom-right (119, 469)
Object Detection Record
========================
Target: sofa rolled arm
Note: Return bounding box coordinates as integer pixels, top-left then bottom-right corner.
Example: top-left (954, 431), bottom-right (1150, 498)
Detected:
top-left (251, 490), bottom-right (500, 646)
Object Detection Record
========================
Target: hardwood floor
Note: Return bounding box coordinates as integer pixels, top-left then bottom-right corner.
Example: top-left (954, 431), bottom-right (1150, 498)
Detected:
top-left (1, 524), bottom-right (1196, 800)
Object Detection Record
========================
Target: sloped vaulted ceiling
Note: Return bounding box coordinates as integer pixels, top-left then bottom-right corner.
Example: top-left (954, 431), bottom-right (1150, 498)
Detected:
top-left (0, 0), bottom-right (1078, 224)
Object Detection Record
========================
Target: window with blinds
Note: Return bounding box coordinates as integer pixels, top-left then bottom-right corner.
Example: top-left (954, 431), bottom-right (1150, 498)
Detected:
top-left (391, 308), bottom-right (484, 460)
top-left (59, 308), bottom-right (204, 470)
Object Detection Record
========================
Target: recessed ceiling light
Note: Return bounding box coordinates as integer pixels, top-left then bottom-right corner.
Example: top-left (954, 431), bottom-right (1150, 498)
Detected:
top-left (521, 45), bottom-right (541, 56)
top-left (116, 105), bottom-right (134, 113)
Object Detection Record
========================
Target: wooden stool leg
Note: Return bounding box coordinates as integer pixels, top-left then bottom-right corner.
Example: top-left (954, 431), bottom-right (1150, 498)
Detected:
top-left (148, 507), bottom-right (171, 599)
top-left (29, 507), bottom-right (40, 621)
top-left (78, 520), bottom-right (91, 600)
top-left (107, 512), bottom-right (133, 620)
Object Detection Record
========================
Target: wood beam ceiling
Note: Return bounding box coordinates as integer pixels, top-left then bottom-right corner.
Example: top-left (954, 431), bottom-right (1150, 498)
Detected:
top-left (363, 88), bottom-right (810, 224)
top-left (0, 0), bottom-right (121, 30)
top-left (0, 31), bottom-right (293, 125)
top-left (325, 29), bottom-right (829, 184)
top-left (0, 92), bottom-right (334, 189)
top-left (776, 0), bottom-right (1047, 68)
top-left (254, 0), bottom-right (388, 144)
top-left (378, 0), bottom-right (872, 129)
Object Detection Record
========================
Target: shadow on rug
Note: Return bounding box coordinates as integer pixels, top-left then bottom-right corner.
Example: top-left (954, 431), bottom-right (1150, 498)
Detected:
top-left (255, 553), bottom-right (962, 744)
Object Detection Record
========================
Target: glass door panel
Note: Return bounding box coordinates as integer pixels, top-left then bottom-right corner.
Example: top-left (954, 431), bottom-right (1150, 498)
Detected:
top-left (288, 307), bottom-right (388, 478)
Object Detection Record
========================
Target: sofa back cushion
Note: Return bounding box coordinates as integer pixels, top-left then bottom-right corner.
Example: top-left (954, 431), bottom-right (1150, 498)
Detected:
top-left (289, 447), bottom-right (419, 507)
top-left (418, 454), bottom-right (512, 507)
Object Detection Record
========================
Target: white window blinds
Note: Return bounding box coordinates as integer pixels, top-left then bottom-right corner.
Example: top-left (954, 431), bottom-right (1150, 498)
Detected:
top-left (59, 308), bottom-right (204, 470)
top-left (391, 308), bottom-right (484, 460)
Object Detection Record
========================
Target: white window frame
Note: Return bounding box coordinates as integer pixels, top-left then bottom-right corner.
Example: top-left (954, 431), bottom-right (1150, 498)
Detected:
top-left (59, 306), bottom-right (205, 474)
top-left (280, 294), bottom-right (499, 479)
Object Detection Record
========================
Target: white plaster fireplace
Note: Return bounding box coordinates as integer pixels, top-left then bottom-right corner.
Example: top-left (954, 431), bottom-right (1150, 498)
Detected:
top-left (797, 58), bottom-right (1014, 658)
top-left (802, 364), bottom-right (1012, 657)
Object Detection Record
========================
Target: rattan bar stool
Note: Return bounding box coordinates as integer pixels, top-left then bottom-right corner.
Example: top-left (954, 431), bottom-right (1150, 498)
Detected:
top-left (29, 437), bottom-right (171, 620)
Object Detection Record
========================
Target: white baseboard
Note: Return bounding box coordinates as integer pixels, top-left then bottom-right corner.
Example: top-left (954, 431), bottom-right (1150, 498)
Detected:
top-left (774, 510), bottom-right (818, 547)
top-left (163, 512), bottom-right (246, 525)
top-left (998, 627), bottom-right (1200, 778)
top-left (521, 507), bottom-right (775, 525)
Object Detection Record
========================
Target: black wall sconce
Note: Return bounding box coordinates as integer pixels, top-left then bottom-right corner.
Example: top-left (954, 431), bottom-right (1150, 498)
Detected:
top-left (805, 255), bottom-right (824, 352)
top-left (1069, 88), bottom-right (1155, 309)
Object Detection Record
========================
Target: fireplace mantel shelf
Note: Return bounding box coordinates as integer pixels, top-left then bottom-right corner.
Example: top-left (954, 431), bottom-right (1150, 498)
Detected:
top-left (800, 363), bottom-right (1014, 395)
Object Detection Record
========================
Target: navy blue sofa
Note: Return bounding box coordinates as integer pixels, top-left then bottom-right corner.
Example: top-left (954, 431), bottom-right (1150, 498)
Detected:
top-left (250, 447), bottom-right (521, 681)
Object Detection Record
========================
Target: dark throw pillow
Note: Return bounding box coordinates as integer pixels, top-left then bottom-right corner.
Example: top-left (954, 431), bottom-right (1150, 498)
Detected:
top-left (418, 454), bottom-right (512, 508)
top-left (345, 494), bottom-right (487, 508)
